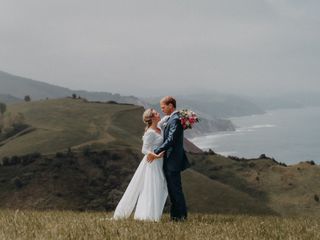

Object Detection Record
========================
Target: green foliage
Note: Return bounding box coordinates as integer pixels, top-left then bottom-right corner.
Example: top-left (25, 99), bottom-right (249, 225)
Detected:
top-left (83, 146), bottom-right (92, 157)
top-left (1, 152), bottom-right (41, 166)
top-left (12, 177), bottom-right (23, 188)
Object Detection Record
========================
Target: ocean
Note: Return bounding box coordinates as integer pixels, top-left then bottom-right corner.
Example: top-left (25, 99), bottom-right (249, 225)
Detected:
top-left (191, 106), bottom-right (320, 164)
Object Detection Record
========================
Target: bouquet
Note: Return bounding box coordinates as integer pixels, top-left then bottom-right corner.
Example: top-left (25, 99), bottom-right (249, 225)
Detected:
top-left (179, 109), bottom-right (199, 130)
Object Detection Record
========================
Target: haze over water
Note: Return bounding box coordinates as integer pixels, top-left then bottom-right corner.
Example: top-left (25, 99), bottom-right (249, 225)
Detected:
top-left (191, 107), bottom-right (320, 165)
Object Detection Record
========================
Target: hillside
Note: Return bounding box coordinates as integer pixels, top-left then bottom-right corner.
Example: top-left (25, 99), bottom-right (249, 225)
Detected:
top-left (0, 70), bottom-right (142, 105)
top-left (190, 153), bottom-right (320, 217)
top-left (0, 98), bottom-right (144, 158)
top-left (0, 70), bottom-right (235, 136)
top-left (0, 99), bottom-right (319, 217)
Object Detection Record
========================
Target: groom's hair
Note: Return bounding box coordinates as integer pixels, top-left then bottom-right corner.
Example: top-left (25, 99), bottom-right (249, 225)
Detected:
top-left (161, 96), bottom-right (176, 108)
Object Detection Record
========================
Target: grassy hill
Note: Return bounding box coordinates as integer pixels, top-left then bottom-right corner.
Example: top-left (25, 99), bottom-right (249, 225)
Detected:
top-left (0, 98), bottom-right (320, 217)
top-left (190, 153), bottom-right (320, 217)
top-left (0, 98), bottom-right (143, 158)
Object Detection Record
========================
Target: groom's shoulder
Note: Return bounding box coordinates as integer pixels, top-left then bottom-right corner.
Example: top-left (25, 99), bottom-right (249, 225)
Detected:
top-left (173, 111), bottom-right (180, 118)
top-left (170, 113), bottom-right (181, 125)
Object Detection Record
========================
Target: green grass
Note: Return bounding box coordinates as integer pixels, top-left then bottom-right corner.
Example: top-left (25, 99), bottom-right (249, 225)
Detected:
top-left (0, 210), bottom-right (319, 240)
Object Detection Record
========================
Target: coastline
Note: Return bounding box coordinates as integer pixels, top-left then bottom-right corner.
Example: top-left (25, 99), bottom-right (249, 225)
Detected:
top-left (189, 106), bottom-right (320, 164)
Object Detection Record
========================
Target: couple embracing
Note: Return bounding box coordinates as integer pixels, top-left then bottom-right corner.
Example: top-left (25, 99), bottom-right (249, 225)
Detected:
top-left (113, 96), bottom-right (190, 222)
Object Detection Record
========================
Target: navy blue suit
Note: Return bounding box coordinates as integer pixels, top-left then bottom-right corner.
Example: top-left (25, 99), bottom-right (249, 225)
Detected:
top-left (154, 112), bottom-right (190, 220)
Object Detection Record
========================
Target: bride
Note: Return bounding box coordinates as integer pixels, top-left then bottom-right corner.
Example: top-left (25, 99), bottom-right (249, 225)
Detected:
top-left (113, 109), bottom-right (168, 222)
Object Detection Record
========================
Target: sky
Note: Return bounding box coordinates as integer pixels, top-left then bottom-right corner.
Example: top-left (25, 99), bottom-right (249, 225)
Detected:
top-left (0, 0), bottom-right (319, 97)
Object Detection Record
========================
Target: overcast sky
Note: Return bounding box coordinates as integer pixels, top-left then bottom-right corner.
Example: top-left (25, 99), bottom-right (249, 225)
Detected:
top-left (0, 0), bottom-right (319, 97)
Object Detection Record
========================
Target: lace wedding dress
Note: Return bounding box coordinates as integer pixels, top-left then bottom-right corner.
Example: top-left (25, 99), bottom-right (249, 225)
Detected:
top-left (113, 128), bottom-right (168, 222)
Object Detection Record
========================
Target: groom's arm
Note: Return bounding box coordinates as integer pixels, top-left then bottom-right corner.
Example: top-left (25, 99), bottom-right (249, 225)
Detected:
top-left (154, 119), bottom-right (181, 154)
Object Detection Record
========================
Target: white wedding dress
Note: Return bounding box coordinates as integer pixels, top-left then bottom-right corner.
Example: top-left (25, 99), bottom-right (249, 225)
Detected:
top-left (113, 128), bottom-right (168, 222)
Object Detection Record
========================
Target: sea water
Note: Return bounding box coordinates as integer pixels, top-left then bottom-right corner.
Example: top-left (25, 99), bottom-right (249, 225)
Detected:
top-left (191, 107), bottom-right (320, 164)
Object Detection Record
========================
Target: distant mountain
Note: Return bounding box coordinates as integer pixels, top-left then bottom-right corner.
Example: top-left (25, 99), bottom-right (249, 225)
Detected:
top-left (0, 70), bottom-right (70, 99)
top-left (247, 92), bottom-right (320, 111)
top-left (144, 92), bottom-right (265, 137)
top-left (0, 70), bottom-right (236, 136)
top-left (184, 117), bottom-right (235, 138)
top-left (0, 70), bottom-right (143, 105)
top-left (144, 92), bottom-right (265, 119)
top-left (145, 100), bottom-right (235, 137)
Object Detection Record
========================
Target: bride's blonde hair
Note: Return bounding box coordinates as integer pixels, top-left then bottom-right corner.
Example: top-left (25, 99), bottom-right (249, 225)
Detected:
top-left (143, 108), bottom-right (154, 132)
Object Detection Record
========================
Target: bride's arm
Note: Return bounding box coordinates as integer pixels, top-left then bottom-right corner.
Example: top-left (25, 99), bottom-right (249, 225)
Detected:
top-left (142, 131), bottom-right (165, 162)
top-left (141, 131), bottom-right (155, 155)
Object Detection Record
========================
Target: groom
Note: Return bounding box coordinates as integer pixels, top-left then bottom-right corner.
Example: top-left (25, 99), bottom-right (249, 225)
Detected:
top-left (147, 96), bottom-right (190, 221)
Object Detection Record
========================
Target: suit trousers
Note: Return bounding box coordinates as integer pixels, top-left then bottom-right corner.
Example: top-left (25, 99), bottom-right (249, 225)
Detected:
top-left (164, 170), bottom-right (187, 220)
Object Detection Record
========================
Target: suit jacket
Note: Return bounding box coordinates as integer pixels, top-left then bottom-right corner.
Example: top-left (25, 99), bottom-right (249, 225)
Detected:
top-left (154, 112), bottom-right (190, 172)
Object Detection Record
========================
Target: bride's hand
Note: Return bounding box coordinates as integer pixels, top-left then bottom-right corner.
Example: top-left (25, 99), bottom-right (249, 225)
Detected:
top-left (147, 152), bottom-right (165, 163)
top-left (147, 152), bottom-right (157, 162)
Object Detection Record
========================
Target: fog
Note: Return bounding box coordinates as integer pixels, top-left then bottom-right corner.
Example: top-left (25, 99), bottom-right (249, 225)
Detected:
top-left (0, 0), bottom-right (319, 97)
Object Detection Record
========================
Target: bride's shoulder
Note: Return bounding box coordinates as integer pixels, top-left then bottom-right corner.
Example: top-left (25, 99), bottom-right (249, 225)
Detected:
top-left (142, 129), bottom-right (156, 139)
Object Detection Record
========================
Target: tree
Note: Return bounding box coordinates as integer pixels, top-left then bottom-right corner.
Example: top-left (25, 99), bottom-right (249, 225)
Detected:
top-left (0, 103), bottom-right (6, 133)
top-left (0, 102), bottom-right (6, 115)
top-left (24, 95), bottom-right (31, 102)
top-left (72, 93), bottom-right (77, 99)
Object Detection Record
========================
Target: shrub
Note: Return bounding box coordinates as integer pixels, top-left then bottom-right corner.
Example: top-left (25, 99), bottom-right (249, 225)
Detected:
top-left (279, 162), bottom-right (287, 167)
top-left (55, 192), bottom-right (63, 197)
top-left (55, 152), bottom-right (65, 158)
top-left (259, 154), bottom-right (268, 159)
top-left (314, 194), bottom-right (319, 202)
top-left (21, 152), bottom-right (42, 165)
top-left (203, 149), bottom-right (216, 155)
top-left (67, 148), bottom-right (74, 157)
top-left (24, 95), bottom-right (31, 102)
top-left (111, 153), bottom-right (121, 160)
top-left (228, 156), bottom-right (240, 161)
top-left (10, 156), bottom-right (21, 165)
top-left (53, 161), bottom-right (63, 169)
top-left (210, 165), bottom-right (223, 171)
top-left (83, 146), bottom-right (92, 157)
top-left (249, 162), bottom-right (255, 168)
top-left (306, 160), bottom-right (316, 165)
top-left (2, 157), bottom-right (10, 166)
top-left (106, 101), bottom-right (118, 104)
top-left (12, 177), bottom-right (23, 188)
